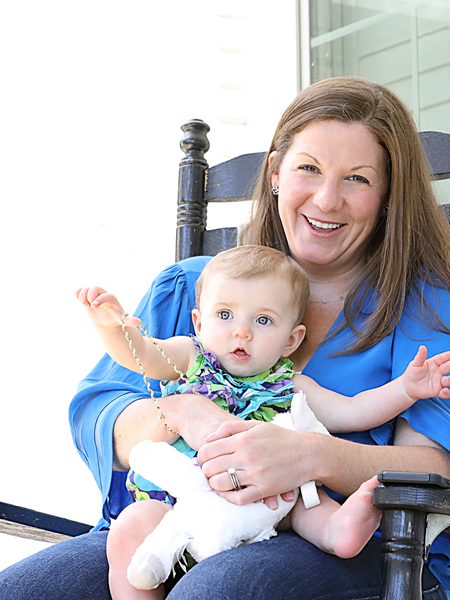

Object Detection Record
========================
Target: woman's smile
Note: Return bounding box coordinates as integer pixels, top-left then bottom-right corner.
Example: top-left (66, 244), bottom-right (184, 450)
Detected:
top-left (304, 215), bottom-right (345, 233)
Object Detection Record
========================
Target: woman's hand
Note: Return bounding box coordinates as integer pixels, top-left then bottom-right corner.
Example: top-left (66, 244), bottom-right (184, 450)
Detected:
top-left (198, 419), bottom-right (322, 505)
top-left (203, 420), bottom-right (296, 509)
top-left (195, 410), bottom-right (450, 510)
top-left (169, 394), bottom-right (244, 452)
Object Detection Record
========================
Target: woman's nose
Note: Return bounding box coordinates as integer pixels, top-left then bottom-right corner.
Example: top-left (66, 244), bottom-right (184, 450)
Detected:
top-left (312, 179), bottom-right (343, 212)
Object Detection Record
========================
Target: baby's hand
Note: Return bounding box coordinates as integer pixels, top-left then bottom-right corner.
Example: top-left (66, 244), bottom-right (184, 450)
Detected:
top-left (403, 345), bottom-right (450, 401)
top-left (75, 286), bottom-right (141, 329)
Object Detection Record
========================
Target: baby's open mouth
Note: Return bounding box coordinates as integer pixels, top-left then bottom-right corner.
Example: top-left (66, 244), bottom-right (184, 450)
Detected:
top-left (231, 348), bottom-right (250, 359)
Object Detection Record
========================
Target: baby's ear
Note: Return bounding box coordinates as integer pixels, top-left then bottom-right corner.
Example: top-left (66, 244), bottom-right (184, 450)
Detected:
top-left (192, 309), bottom-right (202, 336)
top-left (281, 324), bottom-right (306, 358)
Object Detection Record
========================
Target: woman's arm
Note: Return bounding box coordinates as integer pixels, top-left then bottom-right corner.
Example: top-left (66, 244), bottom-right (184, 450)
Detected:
top-left (70, 257), bottom-right (212, 526)
top-left (113, 392), bottom-right (244, 471)
top-left (198, 416), bottom-right (450, 504)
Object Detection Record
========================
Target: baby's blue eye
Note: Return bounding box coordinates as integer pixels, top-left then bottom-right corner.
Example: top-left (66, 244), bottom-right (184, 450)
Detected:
top-left (256, 316), bottom-right (272, 325)
top-left (218, 310), bottom-right (232, 320)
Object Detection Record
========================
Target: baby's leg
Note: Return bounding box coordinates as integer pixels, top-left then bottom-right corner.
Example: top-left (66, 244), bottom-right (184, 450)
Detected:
top-left (289, 476), bottom-right (381, 559)
top-left (106, 499), bottom-right (171, 600)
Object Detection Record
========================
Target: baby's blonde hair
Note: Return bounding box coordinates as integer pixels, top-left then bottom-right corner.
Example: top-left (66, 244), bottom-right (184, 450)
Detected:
top-left (195, 245), bottom-right (310, 325)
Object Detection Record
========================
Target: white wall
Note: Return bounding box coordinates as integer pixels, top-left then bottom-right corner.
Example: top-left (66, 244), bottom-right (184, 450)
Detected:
top-left (0, 0), bottom-right (298, 570)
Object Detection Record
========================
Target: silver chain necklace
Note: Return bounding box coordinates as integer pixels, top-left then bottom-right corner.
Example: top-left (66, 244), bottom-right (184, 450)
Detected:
top-left (309, 295), bottom-right (345, 305)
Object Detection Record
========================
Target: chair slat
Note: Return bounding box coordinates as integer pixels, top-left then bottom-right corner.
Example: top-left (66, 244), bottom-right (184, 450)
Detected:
top-left (419, 131), bottom-right (450, 180)
top-left (203, 227), bottom-right (238, 257)
top-left (205, 152), bottom-right (265, 202)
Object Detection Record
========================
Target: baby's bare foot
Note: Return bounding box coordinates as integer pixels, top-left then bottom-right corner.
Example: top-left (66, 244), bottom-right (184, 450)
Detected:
top-left (325, 475), bottom-right (381, 559)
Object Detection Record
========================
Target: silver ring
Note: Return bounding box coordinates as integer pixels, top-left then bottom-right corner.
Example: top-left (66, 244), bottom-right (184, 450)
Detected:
top-left (228, 467), bottom-right (242, 491)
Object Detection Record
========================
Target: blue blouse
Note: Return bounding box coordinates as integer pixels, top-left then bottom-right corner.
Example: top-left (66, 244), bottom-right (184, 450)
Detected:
top-left (69, 256), bottom-right (450, 590)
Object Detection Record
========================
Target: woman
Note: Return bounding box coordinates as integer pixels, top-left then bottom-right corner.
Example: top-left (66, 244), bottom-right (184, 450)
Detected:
top-left (2, 76), bottom-right (450, 599)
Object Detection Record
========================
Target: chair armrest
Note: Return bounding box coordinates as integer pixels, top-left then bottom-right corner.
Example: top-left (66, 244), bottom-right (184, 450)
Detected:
top-left (372, 471), bottom-right (450, 600)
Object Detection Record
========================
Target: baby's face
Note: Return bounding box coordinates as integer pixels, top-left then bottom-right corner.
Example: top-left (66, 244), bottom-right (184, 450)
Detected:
top-left (192, 273), bottom-right (304, 377)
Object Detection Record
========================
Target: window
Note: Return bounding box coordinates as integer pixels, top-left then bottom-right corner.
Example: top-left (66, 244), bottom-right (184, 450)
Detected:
top-left (301, 0), bottom-right (450, 200)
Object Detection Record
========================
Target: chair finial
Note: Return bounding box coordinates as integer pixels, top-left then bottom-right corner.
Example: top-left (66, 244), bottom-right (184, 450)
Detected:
top-left (180, 119), bottom-right (210, 162)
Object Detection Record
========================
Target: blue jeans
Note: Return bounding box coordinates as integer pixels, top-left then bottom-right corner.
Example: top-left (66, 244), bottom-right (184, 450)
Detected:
top-left (0, 531), bottom-right (446, 599)
top-left (0, 532), bottom-right (111, 600)
top-left (167, 532), bottom-right (446, 600)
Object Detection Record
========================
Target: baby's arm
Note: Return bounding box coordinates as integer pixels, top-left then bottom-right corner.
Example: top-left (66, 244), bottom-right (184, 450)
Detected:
top-left (76, 286), bottom-right (195, 380)
top-left (294, 345), bottom-right (450, 433)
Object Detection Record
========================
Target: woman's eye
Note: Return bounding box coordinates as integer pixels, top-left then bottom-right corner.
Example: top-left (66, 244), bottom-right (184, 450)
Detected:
top-left (299, 164), bottom-right (318, 173)
top-left (347, 174), bottom-right (369, 184)
top-left (218, 310), bottom-right (232, 320)
top-left (256, 316), bottom-right (272, 325)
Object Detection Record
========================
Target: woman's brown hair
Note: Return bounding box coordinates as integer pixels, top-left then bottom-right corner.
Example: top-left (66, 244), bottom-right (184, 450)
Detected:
top-left (243, 76), bottom-right (450, 353)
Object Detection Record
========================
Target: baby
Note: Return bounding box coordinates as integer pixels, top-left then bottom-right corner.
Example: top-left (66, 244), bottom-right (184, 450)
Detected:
top-left (77, 245), bottom-right (450, 600)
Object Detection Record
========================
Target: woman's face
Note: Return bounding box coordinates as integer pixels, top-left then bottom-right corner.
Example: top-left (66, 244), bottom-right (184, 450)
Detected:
top-left (272, 120), bottom-right (389, 278)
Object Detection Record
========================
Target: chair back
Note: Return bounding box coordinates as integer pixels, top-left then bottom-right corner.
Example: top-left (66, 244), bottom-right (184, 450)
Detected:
top-left (175, 119), bottom-right (450, 261)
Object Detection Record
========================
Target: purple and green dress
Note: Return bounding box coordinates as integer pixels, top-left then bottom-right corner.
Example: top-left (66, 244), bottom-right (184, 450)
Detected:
top-left (126, 335), bottom-right (295, 504)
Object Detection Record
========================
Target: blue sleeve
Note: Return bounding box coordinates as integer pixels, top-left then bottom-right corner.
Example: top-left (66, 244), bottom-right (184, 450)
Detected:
top-left (303, 283), bottom-right (450, 450)
top-left (303, 284), bottom-right (450, 591)
top-left (68, 256), bottom-right (211, 529)
top-left (392, 284), bottom-right (450, 452)
top-left (306, 283), bottom-right (450, 590)
top-left (391, 285), bottom-right (450, 591)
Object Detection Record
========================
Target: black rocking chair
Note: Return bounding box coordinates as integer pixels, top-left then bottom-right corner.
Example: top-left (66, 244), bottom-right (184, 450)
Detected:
top-left (2, 118), bottom-right (450, 600)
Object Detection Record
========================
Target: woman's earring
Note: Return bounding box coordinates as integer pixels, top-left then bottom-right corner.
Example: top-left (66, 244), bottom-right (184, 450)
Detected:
top-left (272, 186), bottom-right (279, 196)
top-left (382, 206), bottom-right (388, 216)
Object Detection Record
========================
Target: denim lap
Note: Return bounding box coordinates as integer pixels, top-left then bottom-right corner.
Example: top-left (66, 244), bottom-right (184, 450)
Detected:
top-left (0, 531), bottom-right (112, 600)
top-left (0, 530), bottom-right (445, 600)
top-left (166, 532), bottom-right (446, 600)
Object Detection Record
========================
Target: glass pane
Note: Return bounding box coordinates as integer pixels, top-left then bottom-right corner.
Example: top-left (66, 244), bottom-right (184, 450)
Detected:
top-left (311, 0), bottom-right (404, 31)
